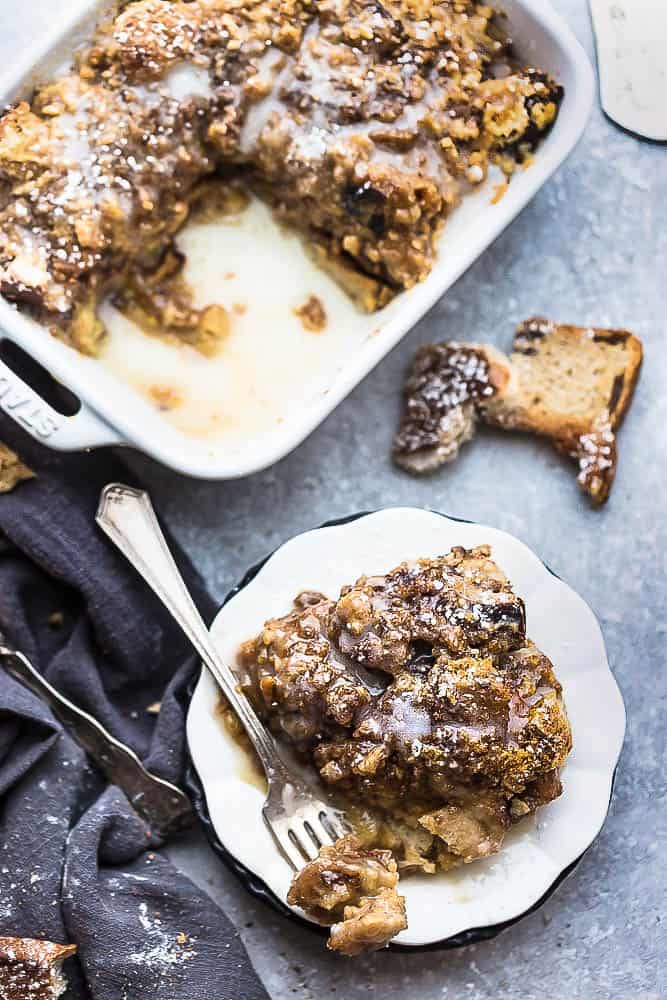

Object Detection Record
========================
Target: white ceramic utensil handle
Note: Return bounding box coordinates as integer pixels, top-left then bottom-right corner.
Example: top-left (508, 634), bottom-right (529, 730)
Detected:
top-left (0, 356), bottom-right (122, 450)
top-left (96, 483), bottom-right (280, 773)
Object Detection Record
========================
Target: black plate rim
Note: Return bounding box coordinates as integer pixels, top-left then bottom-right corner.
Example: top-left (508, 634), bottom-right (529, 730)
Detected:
top-left (184, 507), bottom-right (620, 951)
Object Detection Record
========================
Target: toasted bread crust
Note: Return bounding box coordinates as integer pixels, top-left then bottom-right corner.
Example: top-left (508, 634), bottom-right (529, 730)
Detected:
top-left (0, 938), bottom-right (76, 1000)
top-left (0, 1), bottom-right (562, 350)
top-left (0, 937), bottom-right (76, 967)
top-left (392, 342), bottom-right (509, 474)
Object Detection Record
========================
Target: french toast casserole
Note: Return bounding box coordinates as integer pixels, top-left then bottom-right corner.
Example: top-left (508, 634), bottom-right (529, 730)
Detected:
top-left (0, 1), bottom-right (562, 355)
top-left (237, 544), bottom-right (572, 952)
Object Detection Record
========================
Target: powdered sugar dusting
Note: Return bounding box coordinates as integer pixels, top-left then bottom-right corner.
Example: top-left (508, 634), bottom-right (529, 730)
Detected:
top-left (127, 903), bottom-right (197, 973)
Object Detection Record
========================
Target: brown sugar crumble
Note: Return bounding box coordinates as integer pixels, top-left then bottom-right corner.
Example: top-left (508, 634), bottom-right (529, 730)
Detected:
top-left (0, 1), bottom-right (562, 355)
top-left (294, 294), bottom-right (327, 333)
top-left (0, 937), bottom-right (76, 1000)
top-left (239, 544), bottom-right (572, 950)
top-left (287, 834), bottom-right (407, 954)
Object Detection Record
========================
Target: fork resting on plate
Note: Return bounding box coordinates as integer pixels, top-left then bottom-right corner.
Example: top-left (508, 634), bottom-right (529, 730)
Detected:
top-left (96, 483), bottom-right (348, 871)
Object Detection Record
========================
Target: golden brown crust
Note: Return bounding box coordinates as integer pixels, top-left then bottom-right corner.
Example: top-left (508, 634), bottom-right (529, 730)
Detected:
top-left (239, 591), bottom-right (372, 746)
top-left (241, 545), bottom-right (571, 877)
top-left (113, 247), bottom-right (230, 355)
top-left (0, 2), bottom-right (562, 350)
top-left (393, 341), bottom-right (508, 472)
top-left (0, 938), bottom-right (77, 1000)
top-left (287, 833), bottom-right (399, 919)
top-left (287, 834), bottom-right (407, 953)
top-left (328, 886), bottom-right (407, 955)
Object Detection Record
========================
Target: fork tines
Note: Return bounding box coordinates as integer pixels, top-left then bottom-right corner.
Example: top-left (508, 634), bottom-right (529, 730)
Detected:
top-left (266, 801), bottom-right (347, 872)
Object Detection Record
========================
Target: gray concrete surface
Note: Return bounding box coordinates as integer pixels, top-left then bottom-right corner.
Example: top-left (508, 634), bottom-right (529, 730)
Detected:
top-left (4, 2), bottom-right (666, 997)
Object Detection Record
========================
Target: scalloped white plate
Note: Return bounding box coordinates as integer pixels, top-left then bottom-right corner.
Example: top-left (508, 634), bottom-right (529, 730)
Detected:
top-left (187, 509), bottom-right (625, 947)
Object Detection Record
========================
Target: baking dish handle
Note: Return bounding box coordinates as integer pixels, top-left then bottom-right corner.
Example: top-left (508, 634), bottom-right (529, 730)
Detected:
top-left (0, 357), bottom-right (123, 451)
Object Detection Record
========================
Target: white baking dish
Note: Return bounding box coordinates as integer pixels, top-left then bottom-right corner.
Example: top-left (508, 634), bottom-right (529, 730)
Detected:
top-left (0, 1), bottom-right (593, 479)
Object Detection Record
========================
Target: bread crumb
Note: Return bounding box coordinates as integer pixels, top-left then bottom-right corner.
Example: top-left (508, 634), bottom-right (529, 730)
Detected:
top-left (0, 443), bottom-right (33, 493)
top-left (149, 385), bottom-right (183, 412)
top-left (294, 295), bottom-right (327, 333)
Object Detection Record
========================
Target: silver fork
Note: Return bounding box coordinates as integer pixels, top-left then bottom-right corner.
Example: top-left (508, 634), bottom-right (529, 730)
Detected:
top-left (96, 483), bottom-right (348, 871)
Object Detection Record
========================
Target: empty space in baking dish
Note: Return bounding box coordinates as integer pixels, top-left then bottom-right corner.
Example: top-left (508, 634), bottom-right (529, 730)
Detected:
top-left (97, 194), bottom-right (381, 443)
top-left (96, 172), bottom-right (509, 446)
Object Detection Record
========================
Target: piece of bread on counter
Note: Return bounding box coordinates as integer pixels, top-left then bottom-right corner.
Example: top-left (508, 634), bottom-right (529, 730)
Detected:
top-left (393, 317), bottom-right (643, 504)
top-left (0, 937), bottom-right (77, 999)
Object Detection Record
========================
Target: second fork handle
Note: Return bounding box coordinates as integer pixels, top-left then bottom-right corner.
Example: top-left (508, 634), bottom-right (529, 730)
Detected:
top-left (95, 483), bottom-right (281, 779)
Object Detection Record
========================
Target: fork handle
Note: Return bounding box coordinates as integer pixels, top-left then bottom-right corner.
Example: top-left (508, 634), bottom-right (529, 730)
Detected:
top-left (96, 484), bottom-right (280, 778)
top-left (0, 641), bottom-right (194, 835)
